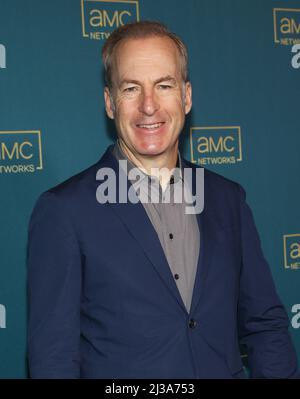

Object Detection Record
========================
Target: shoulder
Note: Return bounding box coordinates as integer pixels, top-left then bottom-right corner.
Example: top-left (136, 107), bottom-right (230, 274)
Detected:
top-left (29, 161), bottom-right (100, 228)
top-left (36, 145), bottom-right (115, 206)
top-left (182, 157), bottom-right (244, 198)
top-left (30, 146), bottom-right (116, 225)
top-left (47, 161), bottom-right (99, 199)
top-left (182, 159), bottom-right (247, 227)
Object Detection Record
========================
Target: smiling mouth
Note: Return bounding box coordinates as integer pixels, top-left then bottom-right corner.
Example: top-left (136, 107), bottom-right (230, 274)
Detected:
top-left (136, 122), bottom-right (165, 130)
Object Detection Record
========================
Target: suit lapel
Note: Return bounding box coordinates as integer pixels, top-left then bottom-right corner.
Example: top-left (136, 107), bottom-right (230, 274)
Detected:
top-left (110, 201), bottom-right (187, 313)
top-left (96, 147), bottom-right (187, 314)
top-left (185, 165), bottom-right (214, 315)
top-left (189, 209), bottom-right (213, 314)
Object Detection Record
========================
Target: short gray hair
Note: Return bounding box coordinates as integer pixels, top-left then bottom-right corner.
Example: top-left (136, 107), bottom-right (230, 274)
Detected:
top-left (102, 20), bottom-right (189, 89)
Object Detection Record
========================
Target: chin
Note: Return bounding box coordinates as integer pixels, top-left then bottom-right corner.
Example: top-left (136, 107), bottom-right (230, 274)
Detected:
top-left (135, 143), bottom-right (169, 157)
top-left (133, 136), bottom-right (171, 154)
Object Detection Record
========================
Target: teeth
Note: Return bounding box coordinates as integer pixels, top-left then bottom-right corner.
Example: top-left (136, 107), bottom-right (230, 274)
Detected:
top-left (138, 123), bottom-right (163, 129)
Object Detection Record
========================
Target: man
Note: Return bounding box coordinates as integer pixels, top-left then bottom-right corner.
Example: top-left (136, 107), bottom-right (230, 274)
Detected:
top-left (27, 21), bottom-right (299, 379)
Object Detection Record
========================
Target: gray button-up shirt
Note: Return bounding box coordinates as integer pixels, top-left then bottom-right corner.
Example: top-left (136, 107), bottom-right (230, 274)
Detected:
top-left (113, 142), bottom-right (200, 312)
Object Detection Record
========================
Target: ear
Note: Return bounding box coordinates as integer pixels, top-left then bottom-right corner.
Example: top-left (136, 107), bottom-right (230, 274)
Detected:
top-left (104, 87), bottom-right (115, 119)
top-left (184, 81), bottom-right (192, 115)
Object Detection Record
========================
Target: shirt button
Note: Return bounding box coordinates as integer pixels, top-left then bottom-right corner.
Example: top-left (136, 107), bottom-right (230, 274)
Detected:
top-left (169, 233), bottom-right (174, 239)
top-left (189, 319), bottom-right (197, 329)
top-left (174, 274), bottom-right (179, 280)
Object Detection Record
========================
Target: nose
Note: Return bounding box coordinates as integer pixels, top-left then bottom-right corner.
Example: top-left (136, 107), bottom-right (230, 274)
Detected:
top-left (138, 89), bottom-right (160, 116)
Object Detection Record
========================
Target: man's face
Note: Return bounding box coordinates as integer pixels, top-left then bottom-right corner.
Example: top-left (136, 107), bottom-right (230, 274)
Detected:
top-left (104, 36), bottom-right (192, 162)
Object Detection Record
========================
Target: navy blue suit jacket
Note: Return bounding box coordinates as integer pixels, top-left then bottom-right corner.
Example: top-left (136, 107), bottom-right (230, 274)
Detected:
top-left (27, 145), bottom-right (299, 378)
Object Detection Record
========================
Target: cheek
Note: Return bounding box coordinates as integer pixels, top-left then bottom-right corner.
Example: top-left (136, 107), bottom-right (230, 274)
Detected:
top-left (117, 94), bottom-right (139, 112)
top-left (115, 103), bottom-right (134, 128)
top-left (163, 94), bottom-right (185, 114)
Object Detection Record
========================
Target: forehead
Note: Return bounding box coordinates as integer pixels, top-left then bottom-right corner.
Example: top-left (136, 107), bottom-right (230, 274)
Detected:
top-left (112, 36), bottom-right (181, 80)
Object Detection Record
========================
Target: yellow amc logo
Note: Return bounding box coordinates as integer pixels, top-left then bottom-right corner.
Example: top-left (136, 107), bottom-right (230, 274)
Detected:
top-left (273, 8), bottom-right (300, 46)
top-left (190, 126), bottom-right (242, 166)
top-left (0, 130), bottom-right (43, 174)
top-left (81, 0), bottom-right (140, 40)
top-left (283, 234), bottom-right (300, 270)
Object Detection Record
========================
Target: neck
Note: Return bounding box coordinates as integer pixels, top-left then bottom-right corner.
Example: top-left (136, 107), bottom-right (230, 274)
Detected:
top-left (118, 140), bottom-right (179, 190)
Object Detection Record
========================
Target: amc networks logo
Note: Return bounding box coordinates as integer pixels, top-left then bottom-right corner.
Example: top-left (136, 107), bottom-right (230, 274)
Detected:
top-left (0, 130), bottom-right (43, 174)
top-left (81, 0), bottom-right (140, 41)
top-left (273, 8), bottom-right (300, 46)
top-left (189, 126), bottom-right (242, 166)
top-left (283, 234), bottom-right (300, 270)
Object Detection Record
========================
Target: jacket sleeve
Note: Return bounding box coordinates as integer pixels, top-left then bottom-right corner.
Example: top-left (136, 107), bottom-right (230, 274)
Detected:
top-left (27, 192), bottom-right (82, 378)
top-left (237, 184), bottom-right (299, 379)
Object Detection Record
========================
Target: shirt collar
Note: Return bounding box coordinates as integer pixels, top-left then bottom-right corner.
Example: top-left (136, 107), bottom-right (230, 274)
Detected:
top-left (112, 139), bottom-right (184, 186)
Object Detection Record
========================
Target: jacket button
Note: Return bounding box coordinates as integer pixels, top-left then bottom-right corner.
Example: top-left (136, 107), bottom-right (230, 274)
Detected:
top-left (189, 319), bottom-right (197, 329)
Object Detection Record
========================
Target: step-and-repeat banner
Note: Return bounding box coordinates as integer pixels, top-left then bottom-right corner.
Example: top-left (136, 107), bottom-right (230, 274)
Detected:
top-left (0, 0), bottom-right (299, 378)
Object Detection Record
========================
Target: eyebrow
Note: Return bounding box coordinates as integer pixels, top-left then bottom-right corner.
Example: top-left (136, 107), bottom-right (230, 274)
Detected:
top-left (119, 75), bottom-right (177, 87)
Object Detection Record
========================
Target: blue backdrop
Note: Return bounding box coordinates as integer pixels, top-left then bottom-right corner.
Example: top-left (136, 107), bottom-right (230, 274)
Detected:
top-left (0, 0), bottom-right (299, 378)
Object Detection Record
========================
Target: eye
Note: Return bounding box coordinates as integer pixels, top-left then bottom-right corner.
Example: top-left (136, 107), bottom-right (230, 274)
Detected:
top-left (123, 86), bottom-right (139, 93)
top-left (158, 84), bottom-right (172, 90)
